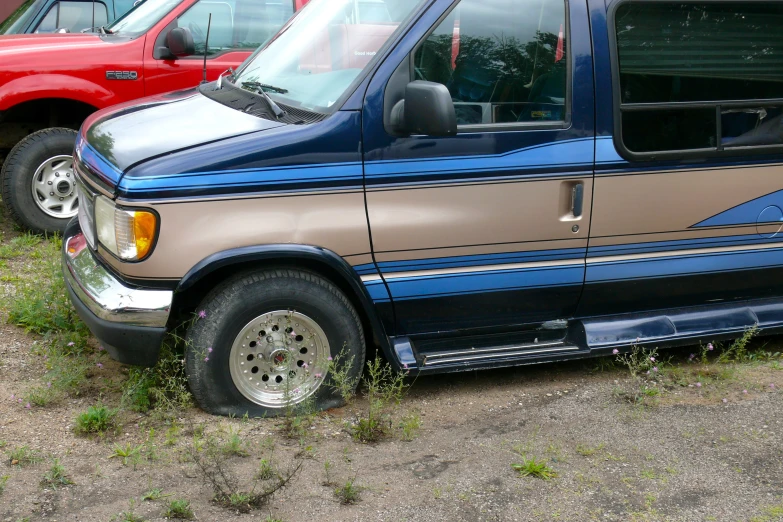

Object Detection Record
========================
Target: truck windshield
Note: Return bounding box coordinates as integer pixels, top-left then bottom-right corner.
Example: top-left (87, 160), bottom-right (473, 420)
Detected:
top-left (232, 0), bottom-right (424, 112)
top-left (106, 0), bottom-right (178, 36)
top-left (0, 0), bottom-right (45, 34)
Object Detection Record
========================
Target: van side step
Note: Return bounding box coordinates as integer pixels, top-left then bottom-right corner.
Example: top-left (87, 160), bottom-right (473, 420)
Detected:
top-left (421, 340), bottom-right (580, 366)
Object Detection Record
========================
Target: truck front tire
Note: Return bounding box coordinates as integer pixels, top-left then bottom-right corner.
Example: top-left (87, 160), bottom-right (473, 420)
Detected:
top-left (1, 128), bottom-right (79, 235)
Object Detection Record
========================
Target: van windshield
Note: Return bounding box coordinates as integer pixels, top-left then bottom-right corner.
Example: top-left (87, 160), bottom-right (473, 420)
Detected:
top-left (106, 0), bottom-right (178, 36)
top-left (0, 0), bottom-right (45, 34)
top-left (232, 0), bottom-right (424, 112)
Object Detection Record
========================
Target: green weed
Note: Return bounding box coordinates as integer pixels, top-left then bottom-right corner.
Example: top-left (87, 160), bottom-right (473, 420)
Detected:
top-left (142, 487), bottom-right (171, 501)
top-left (334, 478), bottom-right (362, 504)
top-left (110, 500), bottom-right (145, 522)
top-left (399, 411), bottom-right (421, 441)
top-left (7, 446), bottom-right (43, 467)
top-left (109, 443), bottom-right (143, 467)
top-left (352, 354), bottom-right (409, 442)
top-left (40, 459), bottom-right (74, 489)
top-left (575, 443), bottom-right (605, 456)
top-left (511, 457), bottom-right (557, 480)
top-left (163, 499), bottom-right (194, 519)
top-left (0, 475), bottom-right (8, 496)
top-left (75, 405), bottom-right (116, 435)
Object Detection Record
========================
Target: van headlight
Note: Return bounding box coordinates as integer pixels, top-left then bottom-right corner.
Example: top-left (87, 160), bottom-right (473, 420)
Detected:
top-left (94, 195), bottom-right (158, 261)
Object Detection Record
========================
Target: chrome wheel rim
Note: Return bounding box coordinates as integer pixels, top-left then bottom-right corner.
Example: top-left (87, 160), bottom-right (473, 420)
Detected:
top-left (30, 155), bottom-right (78, 219)
top-left (229, 310), bottom-right (330, 408)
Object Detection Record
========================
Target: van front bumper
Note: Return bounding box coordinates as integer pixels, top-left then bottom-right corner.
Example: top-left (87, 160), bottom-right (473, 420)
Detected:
top-left (62, 220), bottom-right (172, 366)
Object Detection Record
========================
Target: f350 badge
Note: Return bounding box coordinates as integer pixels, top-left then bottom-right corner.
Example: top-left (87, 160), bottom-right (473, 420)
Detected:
top-left (106, 71), bottom-right (138, 80)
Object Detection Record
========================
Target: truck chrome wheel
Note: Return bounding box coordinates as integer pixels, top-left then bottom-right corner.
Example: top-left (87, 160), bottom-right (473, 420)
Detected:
top-left (229, 310), bottom-right (330, 408)
top-left (31, 154), bottom-right (78, 218)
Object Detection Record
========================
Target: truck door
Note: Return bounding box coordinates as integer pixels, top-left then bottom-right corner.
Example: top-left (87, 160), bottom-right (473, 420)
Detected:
top-left (144, 0), bottom-right (297, 93)
top-left (363, 0), bottom-right (596, 337)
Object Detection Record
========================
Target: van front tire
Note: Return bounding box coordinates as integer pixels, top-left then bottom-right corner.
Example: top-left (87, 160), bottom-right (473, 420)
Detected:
top-left (185, 268), bottom-right (365, 417)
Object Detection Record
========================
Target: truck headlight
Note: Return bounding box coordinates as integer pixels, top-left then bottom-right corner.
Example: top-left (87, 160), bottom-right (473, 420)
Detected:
top-left (95, 195), bottom-right (158, 261)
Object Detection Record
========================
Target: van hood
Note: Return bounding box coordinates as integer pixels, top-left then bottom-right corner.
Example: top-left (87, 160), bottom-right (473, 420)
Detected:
top-left (78, 88), bottom-right (286, 188)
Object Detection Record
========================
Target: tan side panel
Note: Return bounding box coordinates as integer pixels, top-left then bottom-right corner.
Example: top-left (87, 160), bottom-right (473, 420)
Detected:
top-left (373, 238), bottom-right (587, 263)
top-left (367, 178), bottom-right (592, 256)
top-left (591, 165), bottom-right (783, 238)
top-left (107, 192), bottom-right (371, 279)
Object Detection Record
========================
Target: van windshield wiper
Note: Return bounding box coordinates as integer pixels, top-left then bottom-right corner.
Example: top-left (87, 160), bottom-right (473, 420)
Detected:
top-left (239, 81), bottom-right (288, 94)
top-left (239, 82), bottom-right (287, 119)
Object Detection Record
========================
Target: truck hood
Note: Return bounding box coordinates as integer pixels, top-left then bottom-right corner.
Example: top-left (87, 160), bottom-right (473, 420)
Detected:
top-left (0, 34), bottom-right (108, 60)
top-left (78, 88), bottom-right (286, 188)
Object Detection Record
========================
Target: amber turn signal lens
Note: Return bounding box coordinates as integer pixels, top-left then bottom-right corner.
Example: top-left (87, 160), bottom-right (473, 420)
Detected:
top-left (132, 210), bottom-right (157, 260)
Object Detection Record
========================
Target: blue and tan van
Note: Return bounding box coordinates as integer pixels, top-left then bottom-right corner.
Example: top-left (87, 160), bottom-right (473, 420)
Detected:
top-left (63, 0), bottom-right (783, 415)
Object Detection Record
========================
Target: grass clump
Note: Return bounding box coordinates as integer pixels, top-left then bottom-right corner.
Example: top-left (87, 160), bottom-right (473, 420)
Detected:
top-left (142, 487), bottom-right (170, 501)
top-left (7, 445), bottom-right (43, 467)
top-left (511, 457), bottom-right (557, 480)
top-left (109, 443), bottom-right (144, 468)
top-left (352, 354), bottom-right (410, 443)
top-left (398, 410), bottom-right (421, 441)
top-left (75, 405), bottom-right (117, 435)
top-left (575, 443), bottom-right (605, 457)
top-left (163, 499), bottom-right (194, 519)
top-left (0, 474), bottom-right (8, 496)
top-left (334, 477), bottom-right (362, 504)
top-left (120, 342), bottom-right (192, 416)
top-left (40, 459), bottom-right (74, 489)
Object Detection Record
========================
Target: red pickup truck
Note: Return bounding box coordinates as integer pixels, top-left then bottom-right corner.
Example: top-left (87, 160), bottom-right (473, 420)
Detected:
top-left (0, 0), bottom-right (307, 234)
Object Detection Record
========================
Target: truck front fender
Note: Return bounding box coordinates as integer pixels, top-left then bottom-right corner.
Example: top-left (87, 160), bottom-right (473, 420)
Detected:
top-left (0, 74), bottom-right (114, 111)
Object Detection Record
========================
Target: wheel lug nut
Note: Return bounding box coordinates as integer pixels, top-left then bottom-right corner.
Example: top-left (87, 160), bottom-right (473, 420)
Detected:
top-left (59, 197), bottom-right (63, 201)
top-left (66, 173), bottom-right (70, 177)
top-left (48, 181), bottom-right (53, 185)
top-left (50, 192), bottom-right (54, 196)
top-left (55, 172), bottom-right (60, 177)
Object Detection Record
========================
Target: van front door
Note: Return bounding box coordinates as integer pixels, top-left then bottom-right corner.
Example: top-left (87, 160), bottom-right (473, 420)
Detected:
top-left (363, 0), bottom-right (595, 337)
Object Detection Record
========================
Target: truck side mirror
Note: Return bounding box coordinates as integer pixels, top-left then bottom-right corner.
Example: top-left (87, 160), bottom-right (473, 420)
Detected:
top-left (159, 27), bottom-right (195, 59)
top-left (390, 81), bottom-right (457, 137)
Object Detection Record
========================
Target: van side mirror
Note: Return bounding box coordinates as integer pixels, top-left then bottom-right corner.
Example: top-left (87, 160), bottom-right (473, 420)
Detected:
top-left (158, 27), bottom-right (195, 59)
top-left (390, 81), bottom-right (457, 136)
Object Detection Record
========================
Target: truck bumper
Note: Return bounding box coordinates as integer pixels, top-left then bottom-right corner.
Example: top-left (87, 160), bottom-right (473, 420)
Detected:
top-left (62, 219), bottom-right (172, 366)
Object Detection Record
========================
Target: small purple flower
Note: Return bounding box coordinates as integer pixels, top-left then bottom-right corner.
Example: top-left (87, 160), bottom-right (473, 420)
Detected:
top-left (10, 394), bottom-right (15, 400)
top-left (17, 398), bottom-right (22, 403)
top-left (289, 330), bottom-right (297, 337)
top-left (743, 390), bottom-right (748, 394)
top-left (67, 342), bottom-right (74, 347)
top-left (722, 398), bottom-right (728, 403)
top-left (771, 383), bottom-right (776, 389)
top-left (198, 310), bottom-right (207, 319)
top-left (24, 403), bottom-right (31, 409)
top-left (689, 353), bottom-right (695, 360)
top-left (612, 349), bottom-right (619, 355)
top-left (46, 382), bottom-right (52, 389)
top-left (302, 363), bottom-right (308, 369)
top-left (315, 373), bottom-right (322, 379)
top-left (293, 388), bottom-right (300, 394)
top-left (97, 345), bottom-right (104, 351)
top-left (696, 382), bottom-right (702, 388)
top-left (652, 366), bottom-right (658, 373)
top-left (649, 357), bottom-right (655, 362)
top-left (403, 363), bottom-right (408, 369)
top-left (204, 357), bottom-right (209, 362)
top-left (327, 356), bottom-right (333, 361)
top-left (707, 343), bottom-right (714, 351)
top-left (96, 363), bottom-right (103, 369)
top-left (646, 371), bottom-right (650, 375)
top-left (207, 347), bottom-right (213, 353)
top-left (42, 355), bottom-right (48, 360)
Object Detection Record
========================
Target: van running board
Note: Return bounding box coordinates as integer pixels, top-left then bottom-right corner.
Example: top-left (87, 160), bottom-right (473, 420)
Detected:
top-left (420, 340), bottom-right (579, 367)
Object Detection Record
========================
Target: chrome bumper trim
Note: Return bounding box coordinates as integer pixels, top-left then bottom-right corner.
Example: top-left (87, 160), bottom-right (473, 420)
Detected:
top-left (63, 232), bottom-right (172, 328)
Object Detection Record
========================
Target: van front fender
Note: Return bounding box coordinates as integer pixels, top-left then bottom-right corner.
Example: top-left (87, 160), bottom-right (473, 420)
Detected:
top-left (176, 244), bottom-right (398, 367)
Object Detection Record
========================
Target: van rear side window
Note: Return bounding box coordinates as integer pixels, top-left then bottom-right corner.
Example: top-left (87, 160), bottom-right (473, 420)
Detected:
top-left (611, 2), bottom-right (783, 159)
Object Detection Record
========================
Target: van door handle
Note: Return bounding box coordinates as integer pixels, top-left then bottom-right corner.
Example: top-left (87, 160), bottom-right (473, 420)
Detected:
top-left (571, 182), bottom-right (584, 218)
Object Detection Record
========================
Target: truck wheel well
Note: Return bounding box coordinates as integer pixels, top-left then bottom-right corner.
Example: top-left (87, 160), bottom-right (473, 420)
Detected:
top-left (0, 99), bottom-right (97, 150)
top-left (171, 258), bottom-right (383, 352)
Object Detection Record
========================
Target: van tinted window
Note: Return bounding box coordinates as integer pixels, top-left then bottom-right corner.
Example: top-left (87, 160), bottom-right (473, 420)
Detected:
top-left (414, 0), bottom-right (567, 126)
top-left (613, 2), bottom-right (783, 158)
